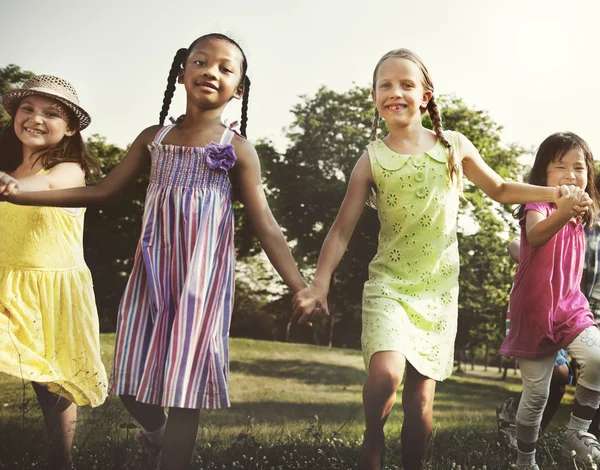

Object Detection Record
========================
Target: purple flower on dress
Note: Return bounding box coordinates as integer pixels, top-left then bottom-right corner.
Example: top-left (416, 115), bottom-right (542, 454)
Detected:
top-left (204, 142), bottom-right (236, 171)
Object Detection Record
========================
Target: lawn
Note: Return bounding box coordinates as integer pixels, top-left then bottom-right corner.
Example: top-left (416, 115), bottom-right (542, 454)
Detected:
top-left (0, 335), bottom-right (584, 469)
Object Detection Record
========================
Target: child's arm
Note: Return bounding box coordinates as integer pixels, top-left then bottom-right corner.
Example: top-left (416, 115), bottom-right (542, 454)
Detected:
top-left (0, 125), bottom-right (158, 206)
top-left (1, 163), bottom-right (85, 193)
top-left (233, 137), bottom-right (306, 294)
top-left (525, 187), bottom-right (585, 248)
top-left (458, 133), bottom-right (584, 207)
top-left (293, 152), bottom-right (374, 325)
top-left (507, 238), bottom-right (521, 263)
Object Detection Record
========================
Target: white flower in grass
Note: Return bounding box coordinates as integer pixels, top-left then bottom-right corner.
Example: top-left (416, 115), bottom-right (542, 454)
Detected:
top-left (571, 449), bottom-right (577, 457)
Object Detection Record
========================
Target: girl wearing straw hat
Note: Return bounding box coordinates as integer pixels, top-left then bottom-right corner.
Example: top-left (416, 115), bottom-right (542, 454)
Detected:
top-left (0, 75), bottom-right (107, 469)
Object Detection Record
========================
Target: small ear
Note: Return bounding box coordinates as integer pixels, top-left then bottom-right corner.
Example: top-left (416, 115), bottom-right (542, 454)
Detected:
top-left (371, 89), bottom-right (376, 103)
top-left (177, 69), bottom-right (185, 84)
top-left (65, 128), bottom-right (77, 137)
top-left (232, 81), bottom-right (244, 101)
top-left (421, 90), bottom-right (433, 110)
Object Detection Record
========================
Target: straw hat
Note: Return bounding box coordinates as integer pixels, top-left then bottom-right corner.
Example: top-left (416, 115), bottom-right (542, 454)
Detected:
top-left (2, 75), bottom-right (91, 130)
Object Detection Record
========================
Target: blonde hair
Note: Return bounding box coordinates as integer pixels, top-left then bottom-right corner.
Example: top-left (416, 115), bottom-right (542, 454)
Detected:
top-left (370, 48), bottom-right (462, 189)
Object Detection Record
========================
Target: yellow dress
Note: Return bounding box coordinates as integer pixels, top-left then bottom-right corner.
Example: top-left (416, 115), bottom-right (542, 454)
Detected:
top-left (0, 190), bottom-right (107, 407)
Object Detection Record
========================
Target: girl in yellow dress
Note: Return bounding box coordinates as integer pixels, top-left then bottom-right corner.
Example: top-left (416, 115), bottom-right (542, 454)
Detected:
top-left (0, 75), bottom-right (107, 469)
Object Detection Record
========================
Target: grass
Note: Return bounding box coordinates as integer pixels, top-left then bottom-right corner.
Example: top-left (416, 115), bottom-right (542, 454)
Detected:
top-left (0, 335), bottom-right (587, 469)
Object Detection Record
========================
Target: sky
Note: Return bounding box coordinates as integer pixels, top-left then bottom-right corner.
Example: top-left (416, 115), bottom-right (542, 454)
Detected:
top-left (2, 0), bottom-right (599, 167)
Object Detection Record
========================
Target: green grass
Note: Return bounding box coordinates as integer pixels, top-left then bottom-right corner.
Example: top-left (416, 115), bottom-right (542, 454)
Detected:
top-left (0, 335), bottom-right (587, 469)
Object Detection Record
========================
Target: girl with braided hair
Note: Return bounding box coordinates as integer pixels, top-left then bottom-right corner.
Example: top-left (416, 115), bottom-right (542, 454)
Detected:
top-left (291, 48), bottom-right (591, 470)
top-left (1, 33), bottom-right (306, 470)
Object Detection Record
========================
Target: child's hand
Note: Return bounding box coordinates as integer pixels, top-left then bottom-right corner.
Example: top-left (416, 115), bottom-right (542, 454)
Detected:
top-left (555, 185), bottom-right (585, 216)
top-left (570, 191), bottom-right (592, 218)
top-left (292, 283), bottom-right (329, 327)
top-left (0, 172), bottom-right (20, 197)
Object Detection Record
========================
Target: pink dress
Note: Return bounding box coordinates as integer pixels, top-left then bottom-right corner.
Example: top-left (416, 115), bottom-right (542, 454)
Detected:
top-left (500, 202), bottom-right (595, 359)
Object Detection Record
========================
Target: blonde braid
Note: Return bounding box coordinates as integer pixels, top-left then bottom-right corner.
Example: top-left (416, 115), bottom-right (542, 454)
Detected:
top-left (428, 97), bottom-right (462, 190)
top-left (370, 108), bottom-right (380, 141)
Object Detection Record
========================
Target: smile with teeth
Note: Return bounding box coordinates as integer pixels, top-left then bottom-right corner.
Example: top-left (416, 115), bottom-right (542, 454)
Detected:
top-left (386, 104), bottom-right (407, 111)
top-left (24, 128), bottom-right (44, 135)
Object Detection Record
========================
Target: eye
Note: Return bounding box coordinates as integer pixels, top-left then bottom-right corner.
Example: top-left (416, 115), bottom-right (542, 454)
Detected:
top-left (380, 83), bottom-right (390, 88)
top-left (403, 83), bottom-right (414, 89)
top-left (220, 67), bottom-right (233, 73)
top-left (193, 60), bottom-right (206, 66)
top-left (19, 105), bottom-right (33, 112)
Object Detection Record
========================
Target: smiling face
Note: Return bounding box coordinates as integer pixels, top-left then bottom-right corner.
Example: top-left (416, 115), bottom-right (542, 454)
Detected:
top-left (372, 57), bottom-right (432, 128)
top-left (546, 147), bottom-right (588, 190)
top-left (179, 38), bottom-right (245, 109)
top-left (13, 95), bottom-right (75, 151)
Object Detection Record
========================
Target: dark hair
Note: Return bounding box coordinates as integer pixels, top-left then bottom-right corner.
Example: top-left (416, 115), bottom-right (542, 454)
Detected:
top-left (370, 48), bottom-right (461, 190)
top-left (0, 114), bottom-right (100, 181)
top-left (516, 131), bottom-right (599, 225)
top-left (158, 33), bottom-right (250, 137)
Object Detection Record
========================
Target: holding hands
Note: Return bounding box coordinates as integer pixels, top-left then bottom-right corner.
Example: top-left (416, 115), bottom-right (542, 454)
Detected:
top-left (555, 184), bottom-right (592, 218)
top-left (0, 172), bottom-right (19, 199)
top-left (292, 281), bottom-right (329, 327)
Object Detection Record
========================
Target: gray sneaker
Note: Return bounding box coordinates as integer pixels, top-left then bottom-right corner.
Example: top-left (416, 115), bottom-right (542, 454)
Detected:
top-left (562, 430), bottom-right (600, 465)
top-left (496, 398), bottom-right (517, 448)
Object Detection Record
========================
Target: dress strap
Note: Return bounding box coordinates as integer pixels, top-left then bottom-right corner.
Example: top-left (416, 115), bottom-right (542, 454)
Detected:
top-left (154, 124), bottom-right (176, 144)
top-left (219, 127), bottom-right (236, 146)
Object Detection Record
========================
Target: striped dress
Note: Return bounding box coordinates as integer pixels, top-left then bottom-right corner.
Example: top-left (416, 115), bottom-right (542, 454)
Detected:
top-left (111, 125), bottom-right (236, 409)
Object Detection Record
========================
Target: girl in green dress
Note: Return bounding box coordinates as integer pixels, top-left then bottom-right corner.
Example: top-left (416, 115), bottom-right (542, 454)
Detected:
top-left (292, 49), bottom-right (590, 470)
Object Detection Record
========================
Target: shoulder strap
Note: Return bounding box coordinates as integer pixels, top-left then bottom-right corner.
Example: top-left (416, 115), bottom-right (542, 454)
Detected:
top-left (154, 124), bottom-right (176, 144)
top-left (219, 127), bottom-right (235, 146)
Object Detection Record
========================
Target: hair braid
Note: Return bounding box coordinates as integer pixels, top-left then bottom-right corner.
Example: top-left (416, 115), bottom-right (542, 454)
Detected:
top-left (159, 48), bottom-right (187, 126)
top-left (428, 97), bottom-right (462, 189)
top-left (240, 76), bottom-right (250, 138)
top-left (370, 108), bottom-right (380, 141)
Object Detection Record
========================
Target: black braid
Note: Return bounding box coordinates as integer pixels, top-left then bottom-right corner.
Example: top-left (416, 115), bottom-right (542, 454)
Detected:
top-left (240, 76), bottom-right (250, 138)
top-left (158, 48), bottom-right (187, 125)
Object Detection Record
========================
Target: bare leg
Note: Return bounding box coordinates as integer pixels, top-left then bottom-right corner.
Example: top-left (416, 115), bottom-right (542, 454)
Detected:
top-left (401, 363), bottom-right (436, 470)
top-left (161, 407), bottom-right (201, 470)
top-left (360, 351), bottom-right (406, 470)
top-left (120, 394), bottom-right (166, 432)
top-left (32, 382), bottom-right (77, 470)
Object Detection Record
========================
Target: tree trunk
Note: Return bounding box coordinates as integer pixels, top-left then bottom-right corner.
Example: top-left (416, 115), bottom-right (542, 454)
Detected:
top-left (484, 344), bottom-right (489, 372)
top-left (471, 348), bottom-right (475, 371)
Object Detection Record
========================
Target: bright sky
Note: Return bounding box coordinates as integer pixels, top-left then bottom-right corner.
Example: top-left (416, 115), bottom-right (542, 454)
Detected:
top-left (3, 0), bottom-right (599, 167)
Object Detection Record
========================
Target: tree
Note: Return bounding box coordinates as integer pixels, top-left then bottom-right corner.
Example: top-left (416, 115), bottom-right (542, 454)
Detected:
top-left (262, 87), bottom-right (527, 350)
top-left (0, 64), bottom-right (35, 129)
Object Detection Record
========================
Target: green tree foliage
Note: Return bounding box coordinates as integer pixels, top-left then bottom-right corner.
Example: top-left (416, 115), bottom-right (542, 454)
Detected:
top-left (263, 87), bottom-right (526, 351)
top-left (0, 64), bottom-right (35, 129)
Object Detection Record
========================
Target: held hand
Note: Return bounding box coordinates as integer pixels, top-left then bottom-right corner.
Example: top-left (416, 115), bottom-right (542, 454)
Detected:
top-left (292, 283), bottom-right (329, 327)
top-left (0, 172), bottom-right (20, 197)
top-left (571, 192), bottom-right (592, 218)
top-left (556, 185), bottom-right (584, 216)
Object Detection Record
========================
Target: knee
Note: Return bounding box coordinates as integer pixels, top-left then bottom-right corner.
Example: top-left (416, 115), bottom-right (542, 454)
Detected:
top-left (368, 365), bottom-right (403, 395)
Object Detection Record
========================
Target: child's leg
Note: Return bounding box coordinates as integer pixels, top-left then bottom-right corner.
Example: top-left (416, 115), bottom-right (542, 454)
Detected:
top-left (401, 362), bottom-right (436, 470)
top-left (360, 351), bottom-right (406, 470)
top-left (120, 394), bottom-right (167, 433)
top-left (563, 326), bottom-right (600, 462)
top-left (32, 382), bottom-right (77, 469)
top-left (540, 362), bottom-right (570, 430)
top-left (161, 407), bottom-right (201, 470)
top-left (515, 355), bottom-right (554, 468)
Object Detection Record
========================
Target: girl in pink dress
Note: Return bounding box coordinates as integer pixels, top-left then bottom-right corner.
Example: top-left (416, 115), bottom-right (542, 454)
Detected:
top-left (500, 132), bottom-right (600, 469)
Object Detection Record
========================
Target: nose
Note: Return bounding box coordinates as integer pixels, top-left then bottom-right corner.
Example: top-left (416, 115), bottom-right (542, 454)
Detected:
top-left (27, 112), bottom-right (43, 124)
top-left (202, 63), bottom-right (218, 79)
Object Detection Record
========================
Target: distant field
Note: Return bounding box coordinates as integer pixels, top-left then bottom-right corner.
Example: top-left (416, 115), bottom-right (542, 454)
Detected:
top-left (0, 335), bottom-right (580, 469)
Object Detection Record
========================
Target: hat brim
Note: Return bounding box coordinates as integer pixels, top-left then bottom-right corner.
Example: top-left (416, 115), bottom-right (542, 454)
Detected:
top-left (2, 87), bottom-right (91, 131)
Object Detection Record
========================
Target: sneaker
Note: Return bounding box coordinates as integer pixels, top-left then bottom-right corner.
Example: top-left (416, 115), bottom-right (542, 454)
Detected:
top-left (496, 398), bottom-right (517, 448)
top-left (562, 430), bottom-right (600, 465)
top-left (497, 397), bottom-right (517, 424)
top-left (124, 430), bottom-right (162, 470)
top-left (516, 465), bottom-right (539, 470)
